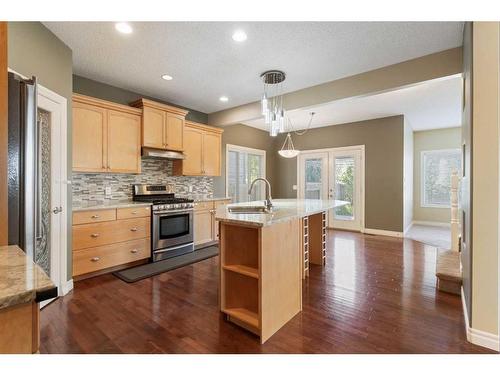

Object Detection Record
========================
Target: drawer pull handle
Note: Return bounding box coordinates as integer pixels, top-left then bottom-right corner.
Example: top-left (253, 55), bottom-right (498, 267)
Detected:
top-left (130, 249), bottom-right (138, 254)
top-left (91, 257), bottom-right (100, 262)
top-left (91, 215), bottom-right (100, 219)
top-left (91, 233), bottom-right (100, 238)
top-left (130, 227), bottom-right (138, 232)
top-left (131, 211), bottom-right (138, 215)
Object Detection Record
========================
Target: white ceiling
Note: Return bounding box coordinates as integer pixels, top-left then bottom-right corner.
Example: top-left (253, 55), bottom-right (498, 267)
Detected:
top-left (43, 22), bottom-right (464, 114)
top-left (243, 75), bottom-right (463, 132)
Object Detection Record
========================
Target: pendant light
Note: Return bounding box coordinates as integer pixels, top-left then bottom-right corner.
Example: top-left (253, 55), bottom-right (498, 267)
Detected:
top-left (278, 133), bottom-right (300, 158)
top-left (261, 70), bottom-right (286, 137)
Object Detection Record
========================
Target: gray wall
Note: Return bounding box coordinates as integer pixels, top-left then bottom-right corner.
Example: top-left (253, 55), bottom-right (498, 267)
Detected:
top-left (273, 116), bottom-right (404, 232)
top-left (214, 124), bottom-right (276, 198)
top-left (8, 22), bottom-right (73, 280)
top-left (73, 75), bottom-right (208, 124)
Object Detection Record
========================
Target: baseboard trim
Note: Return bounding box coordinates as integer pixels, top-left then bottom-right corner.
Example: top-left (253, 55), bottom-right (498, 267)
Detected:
top-left (461, 286), bottom-right (499, 351)
top-left (412, 220), bottom-right (451, 228)
top-left (364, 228), bottom-right (403, 238)
top-left (60, 279), bottom-right (74, 296)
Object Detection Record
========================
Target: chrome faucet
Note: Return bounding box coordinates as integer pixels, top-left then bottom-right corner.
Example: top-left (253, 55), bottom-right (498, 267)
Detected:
top-left (248, 178), bottom-right (273, 211)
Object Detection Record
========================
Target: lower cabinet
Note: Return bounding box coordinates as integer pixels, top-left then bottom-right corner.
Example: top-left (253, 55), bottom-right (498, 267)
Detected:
top-left (72, 206), bottom-right (151, 278)
top-left (193, 199), bottom-right (231, 247)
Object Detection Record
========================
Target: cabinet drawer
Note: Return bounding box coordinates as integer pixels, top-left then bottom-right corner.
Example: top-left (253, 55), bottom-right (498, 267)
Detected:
top-left (73, 217), bottom-right (150, 250)
top-left (73, 238), bottom-right (151, 276)
top-left (117, 206), bottom-right (151, 219)
top-left (194, 201), bottom-right (214, 211)
top-left (73, 209), bottom-right (116, 225)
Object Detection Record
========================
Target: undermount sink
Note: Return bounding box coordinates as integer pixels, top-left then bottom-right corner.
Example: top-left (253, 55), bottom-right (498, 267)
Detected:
top-left (227, 205), bottom-right (273, 214)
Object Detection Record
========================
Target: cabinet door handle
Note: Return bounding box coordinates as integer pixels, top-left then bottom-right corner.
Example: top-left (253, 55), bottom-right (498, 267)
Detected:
top-left (130, 227), bottom-right (138, 232)
top-left (91, 233), bottom-right (100, 238)
top-left (91, 214), bottom-right (100, 219)
top-left (130, 249), bottom-right (138, 254)
top-left (91, 257), bottom-right (100, 262)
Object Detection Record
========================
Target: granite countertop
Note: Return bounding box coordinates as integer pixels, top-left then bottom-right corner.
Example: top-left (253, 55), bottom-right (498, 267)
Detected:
top-left (0, 245), bottom-right (56, 310)
top-left (215, 199), bottom-right (349, 227)
top-left (178, 195), bottom-right (232, 203)
top-left (72, 200), bottom-right (152, 212)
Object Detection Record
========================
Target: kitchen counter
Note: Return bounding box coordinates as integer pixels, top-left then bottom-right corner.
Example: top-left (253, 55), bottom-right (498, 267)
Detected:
top-left (179, 195), bottom-right (231, 203)
top-left (72, 200), bottom-right (152, 212)
top-left (0, 245), bottom-right (56, 310)
top-left (215, 199), bottom-right (348, 227)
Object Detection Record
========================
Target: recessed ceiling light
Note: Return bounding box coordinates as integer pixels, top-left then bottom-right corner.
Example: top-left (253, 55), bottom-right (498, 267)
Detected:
top-left (115, 22), bottom-right (133, 34)
top-left (219, 96), bottom-right (229, 102)
top-left (232, 30), bottom-right (247, 42)
top-left (161, 74), bottom-right (173, 81)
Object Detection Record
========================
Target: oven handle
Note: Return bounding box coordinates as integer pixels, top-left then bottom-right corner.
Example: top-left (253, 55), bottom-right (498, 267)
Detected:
top-left (154, 242), bottom-right (194, 254)
top-left (153, 209), bottom-right (194, 216)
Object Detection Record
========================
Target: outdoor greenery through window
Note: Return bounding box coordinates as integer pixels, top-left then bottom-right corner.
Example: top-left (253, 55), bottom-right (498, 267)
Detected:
top-left (421, 149), bottom-right (461, 208)
top-left (227, 145), bottom-right (266, 203)
top-left (334, 156), bottom-right (355, 219)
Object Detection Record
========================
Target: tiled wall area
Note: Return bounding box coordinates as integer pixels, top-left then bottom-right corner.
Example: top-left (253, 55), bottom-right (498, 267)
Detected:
top-left (72, 158), bottom-right (213, 204)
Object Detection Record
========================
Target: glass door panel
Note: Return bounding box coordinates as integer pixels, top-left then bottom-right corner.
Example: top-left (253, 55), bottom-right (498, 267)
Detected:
top-left (298, 152), bottom-right (329, 201)
top-left (333, 156), bottom-right (355, 220)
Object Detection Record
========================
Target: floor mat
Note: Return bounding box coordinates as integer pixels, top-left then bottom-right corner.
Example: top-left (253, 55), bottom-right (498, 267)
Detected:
top-left (113, 246), bottom-right (218, 283)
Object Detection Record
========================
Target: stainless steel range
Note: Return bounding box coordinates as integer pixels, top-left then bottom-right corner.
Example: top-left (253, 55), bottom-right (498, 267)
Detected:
top-left (133, 184), bottom-right (194, 262)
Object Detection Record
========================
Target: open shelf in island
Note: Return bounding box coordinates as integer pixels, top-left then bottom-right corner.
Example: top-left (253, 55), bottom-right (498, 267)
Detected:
top-left (219, 219), bottom-right (302, 344)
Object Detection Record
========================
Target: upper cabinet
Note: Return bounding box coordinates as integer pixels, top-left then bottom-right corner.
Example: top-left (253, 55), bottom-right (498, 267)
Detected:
top-left (173, 121), bottom-right (223, 176)
top-left (130, 98), bottom-right (188, 152)
top-left (73, 94), bottom-right (142, 173)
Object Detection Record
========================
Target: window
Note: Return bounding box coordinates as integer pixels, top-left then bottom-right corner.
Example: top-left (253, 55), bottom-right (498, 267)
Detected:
top-left (421, 149), bottom-right (461, 208)
top-left (226, 144), bottom-right (266, 203)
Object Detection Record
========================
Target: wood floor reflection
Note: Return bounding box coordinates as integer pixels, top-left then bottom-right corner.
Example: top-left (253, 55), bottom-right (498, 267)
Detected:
top-left (40, 230), bottom-right (493, 353)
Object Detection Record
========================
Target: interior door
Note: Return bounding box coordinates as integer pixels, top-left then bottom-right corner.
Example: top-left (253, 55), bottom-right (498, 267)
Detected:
top-left (329, 149), bottom-right (363, 231)
top-left (298, 152), bottom-right (329, 200)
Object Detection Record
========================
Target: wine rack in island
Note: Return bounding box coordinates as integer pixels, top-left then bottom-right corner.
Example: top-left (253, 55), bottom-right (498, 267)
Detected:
top-left (219, 219), bottom-right (302, 344)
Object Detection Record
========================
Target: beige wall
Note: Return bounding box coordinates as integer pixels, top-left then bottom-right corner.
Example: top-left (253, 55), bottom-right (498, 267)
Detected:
top-left (413, 127), bottom-right (461, 224)
top-left (471, 22), bottom-right (499, 338)
top-left (273, 115), bottom-right (404, 232)
top-left (8, 22), bottom-right (73, 279)
top-left (213, 124), bottom-right (276, 198)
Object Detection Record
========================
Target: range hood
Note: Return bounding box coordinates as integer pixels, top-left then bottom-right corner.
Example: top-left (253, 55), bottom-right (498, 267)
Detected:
top-left (142, 147), bottom-right (185, 160)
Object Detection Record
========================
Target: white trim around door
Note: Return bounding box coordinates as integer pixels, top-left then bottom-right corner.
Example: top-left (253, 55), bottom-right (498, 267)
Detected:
top-left (297, 145), bottom-right (365, 232)
top-left (9, 68), bottom-right (72, 301)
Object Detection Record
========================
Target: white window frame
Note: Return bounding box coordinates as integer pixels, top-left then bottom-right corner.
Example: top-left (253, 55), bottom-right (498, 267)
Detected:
top-left (420, 148), bottom-right (461, 209)
top-left (225, 144), bottom-right (267, 201)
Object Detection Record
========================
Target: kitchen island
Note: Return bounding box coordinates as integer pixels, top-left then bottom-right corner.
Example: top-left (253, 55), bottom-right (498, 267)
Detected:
top-left (215, 199), bottom-right (347, 343)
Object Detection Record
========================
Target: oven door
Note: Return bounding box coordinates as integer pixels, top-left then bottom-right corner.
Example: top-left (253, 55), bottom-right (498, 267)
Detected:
top-left (153, 209), bottom-right (194, 251)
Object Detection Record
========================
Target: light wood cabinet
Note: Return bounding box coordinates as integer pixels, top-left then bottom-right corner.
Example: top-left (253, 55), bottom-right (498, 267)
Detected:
top-left (193, 199), bottom-right (230, 247)
top-left (130, 98), bottom-right (188, 152)
top-left (73, 94), bottom-right (142, 173)
top-left (173, 121), bottom-right (223, 176)
top-left (72, 206), bottom-right (151, 278)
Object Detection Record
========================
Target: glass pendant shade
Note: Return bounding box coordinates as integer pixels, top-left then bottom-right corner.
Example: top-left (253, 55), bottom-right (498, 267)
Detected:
top-left (260, 71), bottom-right (286, 136)
top-left (261, 94), bottom-right (268, 115)
top-left (278, 133), bottom-right (300, 158)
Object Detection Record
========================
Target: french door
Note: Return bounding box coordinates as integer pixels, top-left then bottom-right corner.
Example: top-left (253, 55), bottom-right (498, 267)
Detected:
top-left (298, 146), bottom-right (364, 231)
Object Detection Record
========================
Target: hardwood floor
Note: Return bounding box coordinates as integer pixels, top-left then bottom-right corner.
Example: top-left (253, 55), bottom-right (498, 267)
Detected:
top-left (40, 230), bottom-right (493, 353)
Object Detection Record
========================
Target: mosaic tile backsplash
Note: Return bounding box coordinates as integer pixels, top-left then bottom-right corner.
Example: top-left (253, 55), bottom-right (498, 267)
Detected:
top-left (72, 158), bottom-right (214, 204)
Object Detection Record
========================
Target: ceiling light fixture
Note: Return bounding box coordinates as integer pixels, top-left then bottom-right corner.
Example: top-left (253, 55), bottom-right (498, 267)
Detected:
top-left (277, 112), bottom-right (316, 159)
top-left (261, 70), bottom-right (286, 137)
top-left (219, 96), bottom-right (229, 102)
top-left (161, 74), bottom-right (173, 81)
top-left (115, 22), bottom-right (133, 34)
top-left (232, 30), bottom-right (247, 42)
